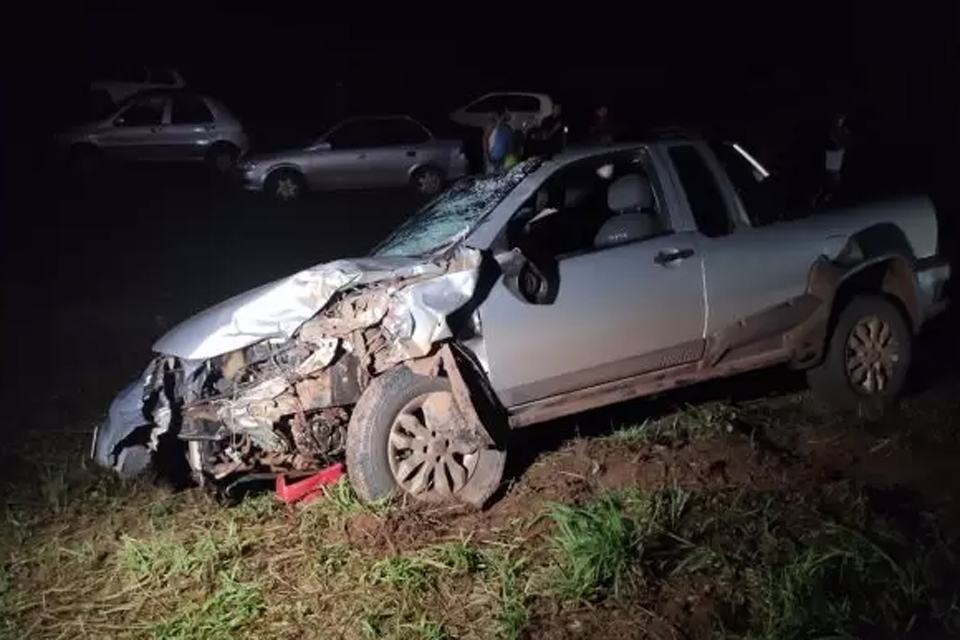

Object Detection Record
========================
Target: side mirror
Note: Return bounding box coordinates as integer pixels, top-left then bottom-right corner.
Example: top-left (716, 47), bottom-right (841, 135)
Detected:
top-left (495, 248), bottom-right (558, 305)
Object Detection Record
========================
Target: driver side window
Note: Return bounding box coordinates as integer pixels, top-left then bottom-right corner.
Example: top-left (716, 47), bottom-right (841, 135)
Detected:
top-left (116, 96), bottom-right (166, 127)
top-left (508, 152), bottom-right (671, 261)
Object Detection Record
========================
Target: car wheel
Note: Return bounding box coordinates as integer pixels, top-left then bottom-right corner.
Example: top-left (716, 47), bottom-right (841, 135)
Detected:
top-left (206, 143), bottom-right (239, 174)
top-left (411, 166), bottom-right (443, 196)
top-left (265, 169), bottom-right (305, 202)
top-left (346, 366), bottom-right (506, 507)
top-left (806, 293), bottom-right (912, 417)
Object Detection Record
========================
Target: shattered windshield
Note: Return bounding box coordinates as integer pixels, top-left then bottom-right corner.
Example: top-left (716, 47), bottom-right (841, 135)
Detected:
top-left (372, 158), bottom-right (542, 257)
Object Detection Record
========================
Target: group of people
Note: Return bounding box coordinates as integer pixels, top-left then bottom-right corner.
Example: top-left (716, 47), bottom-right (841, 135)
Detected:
top-left (481, 104), bottom-right (619, 174)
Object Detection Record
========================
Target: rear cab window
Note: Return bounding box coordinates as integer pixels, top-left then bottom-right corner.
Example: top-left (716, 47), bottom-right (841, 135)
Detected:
top-left (667, 144), bottom-right (734, 238)
top-left (710, 142), bottom-right (792, 226)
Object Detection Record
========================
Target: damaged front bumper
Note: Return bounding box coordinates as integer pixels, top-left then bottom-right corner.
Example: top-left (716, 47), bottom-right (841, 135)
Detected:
top-left (91, 247), bottom-right (485, 481)
top-left (91, 378), bottom-right (153, 477)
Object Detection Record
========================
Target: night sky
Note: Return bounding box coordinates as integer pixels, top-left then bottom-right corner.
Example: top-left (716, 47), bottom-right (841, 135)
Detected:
top-left (0, 1), bottom-right (956, 215)
top-left (5, 3), bottom-right (957, 131)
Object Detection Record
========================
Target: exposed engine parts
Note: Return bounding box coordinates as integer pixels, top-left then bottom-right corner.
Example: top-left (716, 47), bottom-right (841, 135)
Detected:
top-left (133, 254), bottom-right (482, 487)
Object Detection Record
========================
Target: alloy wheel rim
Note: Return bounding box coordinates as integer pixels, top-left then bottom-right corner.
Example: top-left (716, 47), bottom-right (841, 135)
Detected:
top-left (387, 391), bottom-right (479, 499)
top-left (844, 315), bottom-right (899, 395)
top-left (276, 177), bottom-right (299, 200)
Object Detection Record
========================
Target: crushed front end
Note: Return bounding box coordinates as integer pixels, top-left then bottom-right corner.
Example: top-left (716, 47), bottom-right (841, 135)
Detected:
top-left (92, 249), bottom-right (483, 488)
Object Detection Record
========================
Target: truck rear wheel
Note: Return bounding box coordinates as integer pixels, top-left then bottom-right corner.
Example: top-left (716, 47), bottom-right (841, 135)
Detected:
top-left (806, 294), bottom-right (912, 417)
top-left (346, 366), bottom-right (505, 507)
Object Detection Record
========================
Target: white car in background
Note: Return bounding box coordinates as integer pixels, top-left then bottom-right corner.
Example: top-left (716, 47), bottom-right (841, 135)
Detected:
top-left (88, 66), bottom-right (186, 106)
top-left (449, 92), bottom-right (554, 132)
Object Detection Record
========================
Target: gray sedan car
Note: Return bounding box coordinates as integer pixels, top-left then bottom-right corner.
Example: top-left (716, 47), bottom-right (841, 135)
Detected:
top-left (238, 116), bottom-right (469, 201)
top-left (59, 89), bottom-right (249, 176)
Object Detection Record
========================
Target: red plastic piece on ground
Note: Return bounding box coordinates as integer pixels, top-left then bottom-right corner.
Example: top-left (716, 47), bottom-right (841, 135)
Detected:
top-left (274, 463), bottom-right (344, 505)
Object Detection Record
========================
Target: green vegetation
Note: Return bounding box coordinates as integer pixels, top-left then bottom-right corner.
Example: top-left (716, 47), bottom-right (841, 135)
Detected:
top-left (3, 401), bottom-right (960, 639)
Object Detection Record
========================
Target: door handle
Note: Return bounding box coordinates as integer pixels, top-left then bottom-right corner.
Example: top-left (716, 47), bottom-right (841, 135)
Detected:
top-left (654, 248), bottom-right (695, 266)
top-left (405, 150), bottom-right (416, 157)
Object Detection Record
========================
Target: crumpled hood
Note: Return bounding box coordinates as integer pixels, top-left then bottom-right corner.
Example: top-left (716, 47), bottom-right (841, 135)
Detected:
top-left (152, 253), bottom-right (473, 361)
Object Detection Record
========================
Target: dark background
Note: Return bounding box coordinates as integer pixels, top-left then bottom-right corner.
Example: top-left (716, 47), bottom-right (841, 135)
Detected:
top-left (3, 3), bottom-right (958, 136)
top-left (0, 2), bottom-right (958, 320)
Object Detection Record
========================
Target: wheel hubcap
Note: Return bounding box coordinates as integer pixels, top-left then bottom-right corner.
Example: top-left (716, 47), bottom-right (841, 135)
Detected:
top-left (845, 315), bottom-right (899, 395)
top-left (387, 391), bottom-right (479, 499)
top-left (276, 177), bottom-right (299, 200)
top-left (417, 171), bottom-right (441, 194)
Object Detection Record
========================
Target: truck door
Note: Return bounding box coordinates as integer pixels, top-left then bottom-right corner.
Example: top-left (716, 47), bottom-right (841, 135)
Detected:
top-left (477, 149), bottom-right (707, 408)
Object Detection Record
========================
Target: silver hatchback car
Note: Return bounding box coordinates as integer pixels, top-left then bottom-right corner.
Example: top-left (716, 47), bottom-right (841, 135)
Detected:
top-left (59, 89), bottom-right (249, 176)
top-left (238, 116), bottom-right (469, 201)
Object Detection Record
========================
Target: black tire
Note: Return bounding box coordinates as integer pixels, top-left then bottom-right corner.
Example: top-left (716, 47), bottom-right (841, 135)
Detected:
top-left (410, 165), bottom-right (444, 196)
top-left (346, 366), bottom-right (506, 507)
top-left (806, 293), bottom-right (912, 417)
top-left (206, 142), bottom-right (240, 174)
top-left (265, 168), bottom-right (306, 202)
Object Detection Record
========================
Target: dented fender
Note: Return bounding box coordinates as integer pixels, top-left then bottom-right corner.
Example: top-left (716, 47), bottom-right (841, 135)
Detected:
top-left (91, 247), bottom-right (488, 477)
top-left (91, 380), bottom-right (151, 477)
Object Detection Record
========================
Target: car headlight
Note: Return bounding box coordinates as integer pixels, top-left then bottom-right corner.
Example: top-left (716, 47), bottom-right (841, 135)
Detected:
top-left (381, 305), bottom-right (414, 342)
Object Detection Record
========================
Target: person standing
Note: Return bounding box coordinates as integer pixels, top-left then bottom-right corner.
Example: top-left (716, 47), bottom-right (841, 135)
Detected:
top-left (531, 103), bottom-right (565, 156)
top-left (503, 126), bottom-right (526, 170)
top-left (819, 112), bottom-right (852, 203)
top-left (485, 108), bottom-right (514, 173)
top-left (587, 105), bottom-right (617, 145)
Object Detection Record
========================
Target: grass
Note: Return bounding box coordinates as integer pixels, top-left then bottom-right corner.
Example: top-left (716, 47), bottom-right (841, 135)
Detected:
top-left (609, 401), bottom-right (740, 446)
top-left (150, 572), bottom-right (265, 640)
top-left (3, 397), bottom-right (960, 639)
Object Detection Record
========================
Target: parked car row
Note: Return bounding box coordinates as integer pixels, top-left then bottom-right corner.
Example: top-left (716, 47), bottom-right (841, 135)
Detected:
top-left (59, 71), bottom-right (559, 200)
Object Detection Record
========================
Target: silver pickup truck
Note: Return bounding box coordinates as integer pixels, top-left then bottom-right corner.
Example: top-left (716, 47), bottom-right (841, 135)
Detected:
top-left (93, 133), bottom-right (951, 508)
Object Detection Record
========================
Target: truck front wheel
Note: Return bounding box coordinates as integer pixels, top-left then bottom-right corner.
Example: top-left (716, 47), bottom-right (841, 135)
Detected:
top-left (806, 294), bottom-right (913, 417)
top-left (346, 366), bottom-right (505, 507)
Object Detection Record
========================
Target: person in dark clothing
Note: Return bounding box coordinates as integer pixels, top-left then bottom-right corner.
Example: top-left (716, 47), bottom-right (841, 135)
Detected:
top-left (588, 105), bottom-right (617, 145)
top-left (814, 112), bottom-right (852, 205)
top-left (531, 103), bottom-right (565, 156)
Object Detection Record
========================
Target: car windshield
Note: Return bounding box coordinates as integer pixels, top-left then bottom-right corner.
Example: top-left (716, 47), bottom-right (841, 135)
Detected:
top-left (371, 158), bottom-right (542, 257)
